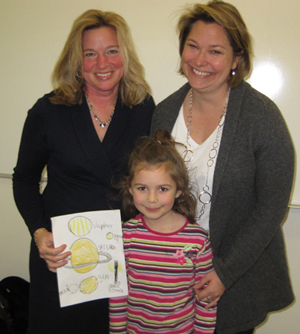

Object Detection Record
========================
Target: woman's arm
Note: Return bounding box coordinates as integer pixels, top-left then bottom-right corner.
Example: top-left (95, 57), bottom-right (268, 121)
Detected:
top-left (13, 99), bottom-right (70, 269)
top-left (13, 100), bottom-right (49, 236)
top-left (211, 91), bottom-right (294, 290)
top-left (194, 237), bottom-right (217, 332)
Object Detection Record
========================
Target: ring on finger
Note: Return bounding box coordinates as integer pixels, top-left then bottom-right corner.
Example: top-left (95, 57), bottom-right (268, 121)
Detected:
top-left (206, 296), bottom-right (212, 303)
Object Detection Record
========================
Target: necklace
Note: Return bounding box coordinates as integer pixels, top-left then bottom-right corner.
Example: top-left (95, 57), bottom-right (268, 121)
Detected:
top-left (85, 94), bottom-right (116, 128)
top-left (184, 87), bottom-right (231, 220)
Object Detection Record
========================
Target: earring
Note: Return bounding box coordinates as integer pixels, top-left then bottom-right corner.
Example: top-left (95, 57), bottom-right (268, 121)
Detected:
top-left (76, 71), bottom-right (82, 79)
top-left (231, 69), bottom-right (236, 76)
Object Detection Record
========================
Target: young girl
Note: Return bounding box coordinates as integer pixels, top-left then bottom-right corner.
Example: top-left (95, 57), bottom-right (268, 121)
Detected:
top-left (109, 130), bottom-right (216, 334)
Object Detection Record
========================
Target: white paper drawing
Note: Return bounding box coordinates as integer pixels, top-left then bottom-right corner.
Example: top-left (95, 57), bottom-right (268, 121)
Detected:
top-left (51, 210), bottom-right (128, 308)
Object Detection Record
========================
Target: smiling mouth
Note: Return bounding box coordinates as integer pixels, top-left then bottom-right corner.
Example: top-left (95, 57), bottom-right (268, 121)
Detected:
top-left (96, 72), bottom-right (112, 77)
top-left (192, 68), bottom-right (211, 76)
top-left (145, 207), bottom-right (160, 212)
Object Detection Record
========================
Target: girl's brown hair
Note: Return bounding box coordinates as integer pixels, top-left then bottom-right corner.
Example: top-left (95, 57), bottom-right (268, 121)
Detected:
top-left (120, 129), bottom-right (197, 223)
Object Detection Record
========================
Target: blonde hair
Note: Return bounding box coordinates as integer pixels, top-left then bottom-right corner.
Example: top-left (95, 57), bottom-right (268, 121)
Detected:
top-left (50, 9), bottom-right (151, 106)
top-left (120, 130), bottom-right (197, 223)
top-left (177, 0), bottom-right (253, 87)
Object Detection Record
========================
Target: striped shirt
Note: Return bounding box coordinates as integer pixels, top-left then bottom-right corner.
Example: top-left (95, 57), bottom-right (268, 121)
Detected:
top-left (109, 214), bottom-right (216, 333)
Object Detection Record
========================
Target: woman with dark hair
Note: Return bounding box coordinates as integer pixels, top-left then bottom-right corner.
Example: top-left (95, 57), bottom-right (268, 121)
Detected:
top-left (13, 9), bottom-right (155, 334)
top-left (151, 1), bottom-right (294, 333)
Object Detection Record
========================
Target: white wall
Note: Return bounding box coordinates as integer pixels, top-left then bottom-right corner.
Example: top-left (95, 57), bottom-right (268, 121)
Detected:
top-left (1, 1), bottom-right (299, 333)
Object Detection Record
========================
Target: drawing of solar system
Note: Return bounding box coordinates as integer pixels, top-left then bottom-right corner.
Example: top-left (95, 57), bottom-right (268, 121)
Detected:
top-left (63, 216), bottom-right (122, 295)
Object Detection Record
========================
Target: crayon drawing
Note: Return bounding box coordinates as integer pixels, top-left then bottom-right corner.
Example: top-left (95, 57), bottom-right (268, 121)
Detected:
top-left (51, 210), bottom-right (128, 307)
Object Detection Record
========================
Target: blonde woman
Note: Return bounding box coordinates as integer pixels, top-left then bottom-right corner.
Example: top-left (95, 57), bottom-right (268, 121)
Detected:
top-left (13, 9), bottom-right (154, 334)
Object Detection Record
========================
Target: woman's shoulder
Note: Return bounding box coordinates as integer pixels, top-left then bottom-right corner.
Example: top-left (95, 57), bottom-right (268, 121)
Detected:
top-left (29, 91), bottom-right (69, 113)
top-left (24, 92), bottom-right (54, 124)
top-left (27, 92), bottom-right (82, 122)
top-left (142, 94), bottom-right (155, 107)
top-left (230, 81), bottom-right (289, 135)
top-left (231, 81), bottom-right (293, 151)
top-left (156, 82), bottom-right (190, 111)
top-left (151, 83), bottom-right (190, 135)
top-left (234, 81), bottom-right (281, 116)
top-left (130, 94), bottom-right (155, 111)
top-left (122, 95), bottom-right (155, 122)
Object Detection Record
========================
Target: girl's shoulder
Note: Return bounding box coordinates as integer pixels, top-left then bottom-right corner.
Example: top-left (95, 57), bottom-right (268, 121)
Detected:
top-left (182, 222), bottom-right (209, 238)
top-left (178, 223), bottom-right (211, 254)
top-left (122, 214), bottom-right (144, 229)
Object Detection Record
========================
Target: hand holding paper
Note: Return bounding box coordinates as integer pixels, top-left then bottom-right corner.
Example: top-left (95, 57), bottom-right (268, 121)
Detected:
top-left (51, 210), bottom-right (128, 307)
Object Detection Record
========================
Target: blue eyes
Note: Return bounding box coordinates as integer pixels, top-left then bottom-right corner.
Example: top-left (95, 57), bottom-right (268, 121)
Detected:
top-left (84, 49), bottom-right (119, 57)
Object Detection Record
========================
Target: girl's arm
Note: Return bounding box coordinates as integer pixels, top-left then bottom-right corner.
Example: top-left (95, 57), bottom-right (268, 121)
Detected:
top-left (109, 296), bottom-right (128, 334)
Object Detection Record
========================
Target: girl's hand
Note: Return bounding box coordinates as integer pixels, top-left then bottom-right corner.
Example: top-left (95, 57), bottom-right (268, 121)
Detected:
top-left (34, 228), bottom-right (71, 273)
top-left (194, 270), bottom-right (226, 308)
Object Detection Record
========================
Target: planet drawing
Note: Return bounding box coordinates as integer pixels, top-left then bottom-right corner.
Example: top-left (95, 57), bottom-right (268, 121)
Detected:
top-left (68, 216), bottom-right (93, 237)
top-left (79, 276), bottom-right (98, 294)
top-left (66, 238), bottom-right (112, 274)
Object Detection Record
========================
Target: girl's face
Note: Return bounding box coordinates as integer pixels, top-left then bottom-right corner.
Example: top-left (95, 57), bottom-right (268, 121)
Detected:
top-left (129, 166), bottom-right (181, 227)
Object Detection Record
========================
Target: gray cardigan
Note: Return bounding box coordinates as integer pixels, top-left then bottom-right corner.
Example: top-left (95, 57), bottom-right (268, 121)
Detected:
top-left (151, 81), bottom-right (295, 333)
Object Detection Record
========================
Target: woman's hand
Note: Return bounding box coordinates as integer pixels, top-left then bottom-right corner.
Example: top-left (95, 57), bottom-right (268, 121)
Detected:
top-left (34, 228), bottom-right (71, 273)
top-left (194, 270), bottom-right (226, 308)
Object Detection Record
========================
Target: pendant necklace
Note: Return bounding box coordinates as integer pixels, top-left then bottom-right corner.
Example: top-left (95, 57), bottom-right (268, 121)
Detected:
top-left (184, 87), bottom-right (231, 220)
top-left (85, 94), bottom-right (117, 128)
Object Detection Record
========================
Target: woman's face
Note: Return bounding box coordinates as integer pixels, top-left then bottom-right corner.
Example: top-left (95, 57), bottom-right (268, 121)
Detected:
top-left (181, 20), bottom-right (239, 95)
top-left (82, 27), bottom-right (124, 97)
